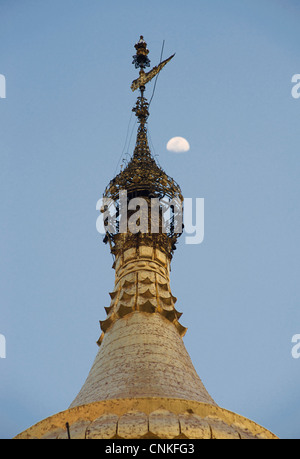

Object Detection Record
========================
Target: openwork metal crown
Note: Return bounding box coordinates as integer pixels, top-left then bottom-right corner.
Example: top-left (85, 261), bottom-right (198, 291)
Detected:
top-left (132, 35), bottom-right (150, 69)
top-left (103, 130), bottom-right (183, 202)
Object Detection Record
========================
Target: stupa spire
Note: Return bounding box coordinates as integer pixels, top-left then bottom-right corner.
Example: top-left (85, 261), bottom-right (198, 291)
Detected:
top-left (14, 37), bottom-right (278, 440)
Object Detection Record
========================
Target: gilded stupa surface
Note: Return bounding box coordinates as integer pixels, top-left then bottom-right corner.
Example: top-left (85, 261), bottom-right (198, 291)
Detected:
top-left (15, 37), bottom-right (277, 440)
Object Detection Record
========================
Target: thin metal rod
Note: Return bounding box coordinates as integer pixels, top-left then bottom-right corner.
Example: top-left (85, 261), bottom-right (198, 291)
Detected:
top-left (66, 422), bottom-right (71, 439)
top-left (148, 40), bottom-right (165, 107)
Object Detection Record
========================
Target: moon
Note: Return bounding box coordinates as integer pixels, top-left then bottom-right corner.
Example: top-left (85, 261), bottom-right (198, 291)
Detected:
top-left (166, 136), bottom-right (190, 153)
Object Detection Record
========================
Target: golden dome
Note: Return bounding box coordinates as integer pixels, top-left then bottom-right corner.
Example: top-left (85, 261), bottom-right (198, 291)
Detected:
top-left (15, 398), bottom-right (277, 440)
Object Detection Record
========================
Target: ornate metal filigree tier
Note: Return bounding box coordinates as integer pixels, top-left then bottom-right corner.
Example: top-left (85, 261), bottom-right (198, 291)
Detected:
top-left (102, 126), bottom-right (183, 256)
top-left (103, 130), bottom-right (183, 202)
top-left (132, 35), bottom-right (150, 70)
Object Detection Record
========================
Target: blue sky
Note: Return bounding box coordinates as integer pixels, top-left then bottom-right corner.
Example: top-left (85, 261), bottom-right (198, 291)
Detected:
top-left (0, 0), bottom-right (299, 439)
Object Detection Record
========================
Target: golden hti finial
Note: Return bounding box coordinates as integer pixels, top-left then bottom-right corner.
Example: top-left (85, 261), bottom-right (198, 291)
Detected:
top-left (101, 35), bottom-right (183, 258)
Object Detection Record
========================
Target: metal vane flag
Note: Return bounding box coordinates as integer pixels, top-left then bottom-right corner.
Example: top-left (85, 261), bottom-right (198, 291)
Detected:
top-left (131, 36), bottom-right (175, 92)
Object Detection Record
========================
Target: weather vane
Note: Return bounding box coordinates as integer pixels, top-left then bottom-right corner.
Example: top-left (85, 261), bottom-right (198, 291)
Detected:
top-left (131, 36), bottom-right (175, 127)
top-left (131, 36), bottom-right (175, 92)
